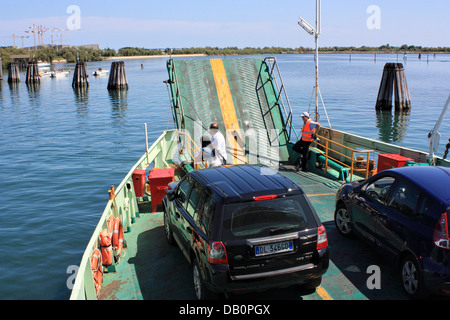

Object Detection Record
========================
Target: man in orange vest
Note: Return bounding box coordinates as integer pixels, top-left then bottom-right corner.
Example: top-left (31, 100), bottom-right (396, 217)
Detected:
top-left (293, 112), bottom-right (320, 171)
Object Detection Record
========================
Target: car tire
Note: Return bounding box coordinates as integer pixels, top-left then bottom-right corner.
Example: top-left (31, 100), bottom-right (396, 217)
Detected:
top-left (400, 254), bottom-right (426, 299)
top-left (193, 259), bottom-right (217, 300)
top-left (298, 277), bottom-right (322, 294)
top-left (334, 202), bottom-right (353, 237)
top-left (163, 207), bottom-right (175, 246)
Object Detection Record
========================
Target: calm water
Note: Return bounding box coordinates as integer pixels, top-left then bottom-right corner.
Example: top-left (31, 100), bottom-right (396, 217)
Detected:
top-left (0, 53), bottom-right (449, 299)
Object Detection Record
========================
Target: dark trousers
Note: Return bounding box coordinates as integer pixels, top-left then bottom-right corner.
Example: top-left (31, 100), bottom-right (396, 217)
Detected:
top-left (293, 139), bottom-right (311, 170)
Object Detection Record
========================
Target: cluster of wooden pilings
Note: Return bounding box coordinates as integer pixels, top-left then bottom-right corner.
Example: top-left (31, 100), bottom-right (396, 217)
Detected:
top-left (8, 63), bottom-right (21, 83)
top-left (71, 60), bottom-right (129, 90)
top-left (72, 62), bottom-right (89, 88)
top-left (107, 61), bottom-right (128, 90)
top-left (25, 62), bottom-right (40, 84)
top-left (2, 60), bottom-right (128, 92)
top-left (375, 63), bottom-right (411, 110)
top-left (8, 62), bottom-right (42, 84)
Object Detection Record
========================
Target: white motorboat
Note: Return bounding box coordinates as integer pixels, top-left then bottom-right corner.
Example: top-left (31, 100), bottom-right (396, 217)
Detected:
top-left (93, 68), bottom-right (109, 77)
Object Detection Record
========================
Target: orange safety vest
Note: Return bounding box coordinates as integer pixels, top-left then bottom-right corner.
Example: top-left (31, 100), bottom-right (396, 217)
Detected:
top-left (302, 119), bottom-right (315, 142)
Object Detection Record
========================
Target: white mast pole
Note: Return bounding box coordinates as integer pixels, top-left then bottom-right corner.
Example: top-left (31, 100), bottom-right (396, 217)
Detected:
top-left (314, 0), bottom-right (321, 122)
top-left (299, 0), bottom-right (321, 122)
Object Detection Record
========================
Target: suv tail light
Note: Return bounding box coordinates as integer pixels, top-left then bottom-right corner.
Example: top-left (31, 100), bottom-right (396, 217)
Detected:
top-left (433, 213), bottom-right (450, 250)
top-left (207, 241), bottom-right (228, 264)
top-left (317, 225), bottom-right (328, 250)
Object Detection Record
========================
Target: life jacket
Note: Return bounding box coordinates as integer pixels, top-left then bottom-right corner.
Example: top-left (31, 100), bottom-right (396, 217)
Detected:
top-left (90, 248), bottom-right (103, 298)
top-left (302, 119), bottom-right (315, 142)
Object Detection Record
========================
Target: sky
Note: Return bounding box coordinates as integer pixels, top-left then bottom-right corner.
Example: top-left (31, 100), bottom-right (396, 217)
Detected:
top-left (1, 0), bottom-right (449, 50)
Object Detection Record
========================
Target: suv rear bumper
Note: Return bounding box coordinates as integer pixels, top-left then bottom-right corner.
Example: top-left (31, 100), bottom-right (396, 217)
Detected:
top-left (205, 251), bottom-right (329, 294)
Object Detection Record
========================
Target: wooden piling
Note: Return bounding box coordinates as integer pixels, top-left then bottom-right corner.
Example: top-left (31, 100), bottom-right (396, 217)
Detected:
top-left (72, 62), bottom-right (89, 88)
top-left (26, 61), bottom-right (40, 83)
top-left (375, 63), bottom-right (411, 110)
top-left (393, 64), bottom-right (411, 110)
top-left (26, 81), bottom-right (40, 93)
top-left (0, 58), bottom-right (3, 80)
top-left (107, 61), bottom-right (128, 90)
top-left (8, 63), bottom-right (21, 83)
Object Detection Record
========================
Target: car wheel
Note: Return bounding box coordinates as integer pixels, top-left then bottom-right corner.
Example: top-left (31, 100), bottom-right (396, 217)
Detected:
top-left (163, 207), bottom-right (175, 246)
top-left (298, 277), bottom-right (322, 294)
top-left (335, 203), bottom-right (353, 236)
top-left (400, 254), bottom-right (426, 299)
top-left (193, 260), bottom-right (204, 300)
top-left (193, 259), bottom-right (217, 300)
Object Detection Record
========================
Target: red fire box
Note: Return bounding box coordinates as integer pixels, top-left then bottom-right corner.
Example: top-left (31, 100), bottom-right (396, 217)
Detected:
top-left (377, 154), bottom-right (414, 172)
top-left (148, 168), bottom-right (175, 212)
top-left (132, 169), bottom-right (146, 198)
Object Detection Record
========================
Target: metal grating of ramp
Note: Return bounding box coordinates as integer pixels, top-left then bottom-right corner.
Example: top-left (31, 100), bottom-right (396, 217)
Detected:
top-left (166, 57), bottom-right (292, 165)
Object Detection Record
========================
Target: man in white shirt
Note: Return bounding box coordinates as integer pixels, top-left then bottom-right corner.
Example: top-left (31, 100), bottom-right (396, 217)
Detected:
top-left (209, 122), bottom-right (227, 167)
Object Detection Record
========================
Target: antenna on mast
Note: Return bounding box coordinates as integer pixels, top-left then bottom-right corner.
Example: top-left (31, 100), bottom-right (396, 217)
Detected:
top-left (298, 0), bottom-right (330, 127)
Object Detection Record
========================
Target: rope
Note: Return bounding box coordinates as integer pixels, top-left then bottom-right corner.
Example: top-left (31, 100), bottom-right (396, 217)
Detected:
top-left (444, 139), bottom-right (450, 159)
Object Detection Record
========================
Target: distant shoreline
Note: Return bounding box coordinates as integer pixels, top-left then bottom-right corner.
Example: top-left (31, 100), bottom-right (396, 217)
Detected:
top-left (103, 51), bottom-right (447, 60)
top-left (2, 44), bottom-right (449, 69)
top-left (44, 51), bottom-right (448, 65)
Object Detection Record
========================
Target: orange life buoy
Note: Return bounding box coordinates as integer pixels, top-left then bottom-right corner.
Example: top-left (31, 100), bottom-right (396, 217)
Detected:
top-left (107, 216), bottom-right (124, 262)
top-left (112, 217), bottom-right (124, 260)
top-left (90, 248), bottom-right (103, 298)
top-left (100, 228), bottom-right (113, 266)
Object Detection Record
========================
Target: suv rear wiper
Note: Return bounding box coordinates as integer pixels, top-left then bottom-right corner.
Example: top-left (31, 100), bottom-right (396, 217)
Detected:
top-left (269, 225), bottom-right (299, 235)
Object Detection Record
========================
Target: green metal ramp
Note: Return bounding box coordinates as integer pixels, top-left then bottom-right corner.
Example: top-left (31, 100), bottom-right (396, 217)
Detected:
top-left (166, 57), bottom-right (295, 166)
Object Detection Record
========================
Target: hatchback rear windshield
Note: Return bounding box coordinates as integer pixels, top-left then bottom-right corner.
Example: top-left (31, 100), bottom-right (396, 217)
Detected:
top-left (222, 195), bottom-right (317, 240)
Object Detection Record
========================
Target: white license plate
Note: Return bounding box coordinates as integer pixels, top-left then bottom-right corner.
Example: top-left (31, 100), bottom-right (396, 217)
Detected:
top-left (255, 241), bottom-right (294, 257)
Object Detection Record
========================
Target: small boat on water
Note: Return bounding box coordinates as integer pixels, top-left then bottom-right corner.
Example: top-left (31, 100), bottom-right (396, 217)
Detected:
top-left (39, 71), bottom-right (51, 78)
top-left (93, 68), bottom-right (109, 77)
top-left (50, 70), bottom-right (70, 78)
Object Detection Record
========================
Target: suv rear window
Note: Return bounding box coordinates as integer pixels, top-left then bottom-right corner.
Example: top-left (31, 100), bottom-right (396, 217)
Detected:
top-left (222, 195), bottom-right (317, 240)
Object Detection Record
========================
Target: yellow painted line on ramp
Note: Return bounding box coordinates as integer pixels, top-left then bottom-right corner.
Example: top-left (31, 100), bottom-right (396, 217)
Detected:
top-left (306, 193), bottom-right (336, 197)
top-left (316, 285), bottom-right (333, 300)
top-left (210, 58), bottom-right (246, 165)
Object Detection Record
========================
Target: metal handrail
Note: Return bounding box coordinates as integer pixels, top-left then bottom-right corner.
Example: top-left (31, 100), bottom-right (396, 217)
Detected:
top-left (167, 59), bottom-right (186, 130)
top-left (315, 134), bottom-right (375, 181)
top-left (174, 130), bottom-right (205, 170)
top-left (257, 57), bottom-right (299, 143)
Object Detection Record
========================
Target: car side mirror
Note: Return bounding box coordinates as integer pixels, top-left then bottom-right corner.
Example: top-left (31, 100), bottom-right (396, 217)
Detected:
top-left (353, 185), bottom-right (362, 195)
top-left (167, 191), bottom-right (176, 201)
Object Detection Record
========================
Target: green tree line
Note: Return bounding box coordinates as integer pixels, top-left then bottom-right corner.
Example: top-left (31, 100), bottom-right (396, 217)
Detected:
top-left (2, 44), bottom-right (450, 69)
top-left (0, 46), bottom-right (104, 68)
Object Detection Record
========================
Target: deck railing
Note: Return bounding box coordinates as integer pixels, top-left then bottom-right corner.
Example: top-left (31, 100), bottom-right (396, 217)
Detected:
top-left (174, 130), bottom-right (204, 170)
top-left (315, 134), bottom-right (375, 181)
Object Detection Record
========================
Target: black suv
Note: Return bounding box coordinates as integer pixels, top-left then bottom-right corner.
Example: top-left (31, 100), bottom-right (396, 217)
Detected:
top-left (162, 165), bottom-right (329, 299)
